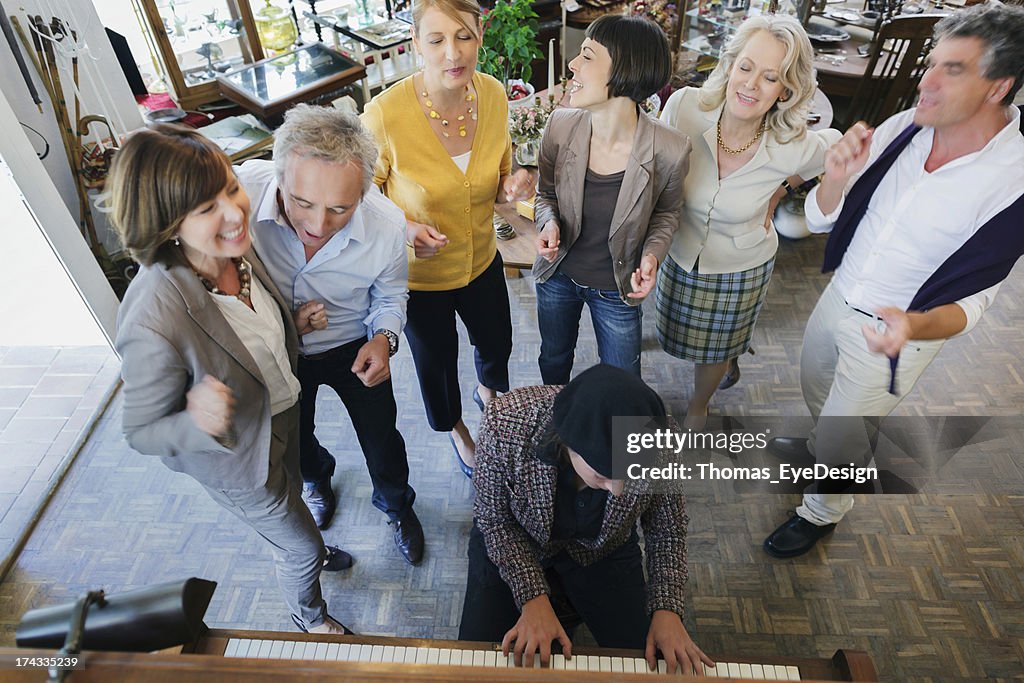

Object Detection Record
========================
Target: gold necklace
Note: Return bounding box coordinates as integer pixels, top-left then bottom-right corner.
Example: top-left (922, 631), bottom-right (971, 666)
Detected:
top-left (717, 115), bottom-right (766, 155)
top-left (422, 81), bottom-right (476, 138)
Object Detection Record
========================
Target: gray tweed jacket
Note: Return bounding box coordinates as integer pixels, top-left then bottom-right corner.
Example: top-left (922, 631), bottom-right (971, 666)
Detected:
top-left (472, 384), bottom-right (689, 617)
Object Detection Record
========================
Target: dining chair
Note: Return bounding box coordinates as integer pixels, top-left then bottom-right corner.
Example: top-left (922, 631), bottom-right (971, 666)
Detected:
top-left (841, 14), bottom-right (943, 128)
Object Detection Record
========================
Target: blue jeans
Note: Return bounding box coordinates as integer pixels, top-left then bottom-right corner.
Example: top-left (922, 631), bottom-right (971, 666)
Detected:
top-left (536, 270), bottom-right (642, 385)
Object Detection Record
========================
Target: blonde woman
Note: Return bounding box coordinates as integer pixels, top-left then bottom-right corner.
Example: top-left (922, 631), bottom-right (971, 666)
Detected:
top-left (362, 0), bottom-right (533, 476)
top-left (657, 15), bottom-right (841, 424)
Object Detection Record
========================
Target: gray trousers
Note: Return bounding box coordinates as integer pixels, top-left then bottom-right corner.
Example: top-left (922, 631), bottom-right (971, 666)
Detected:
top-left (203, 403), bottom-right (329, 629)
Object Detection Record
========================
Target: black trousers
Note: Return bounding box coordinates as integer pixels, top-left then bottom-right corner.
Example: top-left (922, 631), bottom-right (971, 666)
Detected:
top-left (297, 337), bottom-right (415, 521)
top-left (458, 524), bottom-right (651, 649)
top-left (405, 252), bottom-right (512, 432)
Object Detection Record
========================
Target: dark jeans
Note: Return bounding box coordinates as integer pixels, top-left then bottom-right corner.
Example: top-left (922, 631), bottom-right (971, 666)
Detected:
top-left (297, 337), bottom-right (415, 522)
top-left (405, 252), bottom-right (512, 431)
top-left (459, 523), bottom-right (650, 649)
top-left (536, 270), bottom-right (642, 385)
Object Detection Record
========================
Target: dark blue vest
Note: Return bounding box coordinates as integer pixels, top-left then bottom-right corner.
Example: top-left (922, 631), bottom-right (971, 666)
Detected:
top-left (821, 124), bottom-right (1024, 393)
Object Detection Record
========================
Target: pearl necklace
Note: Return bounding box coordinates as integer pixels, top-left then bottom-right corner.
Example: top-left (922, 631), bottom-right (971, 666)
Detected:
top-left (422, 82), bottom-right (476, 138)
top-left (194, 257), bottom-right (251, 302)
top-left (717, 115), bottom-right (767, 155)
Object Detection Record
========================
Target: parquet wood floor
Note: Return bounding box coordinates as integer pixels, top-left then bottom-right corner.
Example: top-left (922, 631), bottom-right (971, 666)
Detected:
top-left (0, 235), bottom-right (1021, 682)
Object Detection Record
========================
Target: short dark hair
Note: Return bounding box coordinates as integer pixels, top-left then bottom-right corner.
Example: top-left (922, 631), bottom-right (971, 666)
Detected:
top-left (585, 14), bottom-right (671, 104)
top-left (108, 124), bottom-right (231, 267)
top-left (934, 2), bottom-right (1024, 106)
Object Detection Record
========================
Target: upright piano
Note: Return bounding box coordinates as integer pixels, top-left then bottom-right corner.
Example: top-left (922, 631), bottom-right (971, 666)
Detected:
top-left (1, 629), bottom-right (878, 681)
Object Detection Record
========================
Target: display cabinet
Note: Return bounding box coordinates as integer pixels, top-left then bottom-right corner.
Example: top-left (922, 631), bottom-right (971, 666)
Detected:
top-left (139, 0), bottom-right (265, 109)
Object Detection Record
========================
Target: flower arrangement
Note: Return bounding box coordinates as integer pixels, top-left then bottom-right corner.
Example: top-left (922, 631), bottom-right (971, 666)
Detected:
top-left (508, 99), bottom-right (554, 144)
top-left (631, 0), bottom-right (678, 39)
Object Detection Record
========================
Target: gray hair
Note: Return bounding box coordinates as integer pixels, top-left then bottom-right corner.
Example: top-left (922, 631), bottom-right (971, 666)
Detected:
top-left (698, 15), bottom-right (818, 144)
top-left (934, 2), bottom-right (1024, 106)
top-left (273, 104), bottom-right (378, 193)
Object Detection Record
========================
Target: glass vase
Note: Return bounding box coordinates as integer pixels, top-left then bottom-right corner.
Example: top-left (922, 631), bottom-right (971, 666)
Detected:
top-left (514, 138), bottom-right (540, 167)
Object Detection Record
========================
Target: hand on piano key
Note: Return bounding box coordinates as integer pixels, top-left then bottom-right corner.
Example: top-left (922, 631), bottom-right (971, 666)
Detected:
top-left (645, 609), bottom-right (716, 675)
top-left (501, 594), bottom-right (573, 668)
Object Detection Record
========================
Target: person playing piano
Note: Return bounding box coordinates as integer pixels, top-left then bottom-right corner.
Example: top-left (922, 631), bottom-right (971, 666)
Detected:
top-left (459, 364), bottom-right (712, 674)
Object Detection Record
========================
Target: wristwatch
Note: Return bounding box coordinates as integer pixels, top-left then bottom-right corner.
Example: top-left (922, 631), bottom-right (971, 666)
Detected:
top-left (374, 329), bottom-right (399, 357)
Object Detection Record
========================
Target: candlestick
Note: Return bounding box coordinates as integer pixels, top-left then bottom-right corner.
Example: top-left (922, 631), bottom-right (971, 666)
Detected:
top-left (548, 38), bottom-right (555, 96)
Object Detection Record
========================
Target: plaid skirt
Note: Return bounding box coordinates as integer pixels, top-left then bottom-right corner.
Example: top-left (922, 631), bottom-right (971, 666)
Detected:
top-left (655, 255), bottom-right (775, 364)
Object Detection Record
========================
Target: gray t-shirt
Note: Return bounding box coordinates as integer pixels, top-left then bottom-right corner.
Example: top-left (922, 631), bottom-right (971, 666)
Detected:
top-left (558, 168), bottom-right (625, 291)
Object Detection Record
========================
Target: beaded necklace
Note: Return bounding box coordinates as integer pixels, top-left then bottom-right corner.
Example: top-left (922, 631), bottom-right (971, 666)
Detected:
top-left (194, 257), bottom-right (251, 302)
top-left (422, 82), bottom-right (476, 138)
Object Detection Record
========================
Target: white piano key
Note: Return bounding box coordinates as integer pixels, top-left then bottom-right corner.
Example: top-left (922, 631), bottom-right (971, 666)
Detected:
top-left (610, 656), bottom-right (623, 673)
top-left (358, 644), bottom-right (374, 662)
top-left (257, 640), bottom-right (273, 659)
top-left (224, 639), bottom-right (241, 658)
top-left (621, 657), bottom-right (634, 674)
top-left (551, 654), bottom-right (565, 670)
top-left (575, 655), bottom-right (591, 671)
top-left (325, 643), bottom-right (340, 661)
top-left (600, 655), bottom-right (612, 672)
top-left (382, 645), bottom-right (395, 663)
top-left (472, 650), bottom-right (486, 667)
top-left (281, 641), bottom-right (296, 660)
top-left (751, 663), bottom-right (765, 679)
top-left (704, 662), bottom-right (719, 677)
top-left (633, 657), bottom-right (650, 674)
top-left (761, 664), bottom-right (777, 679)
top-left (268, 641), bottom-right (284, 659)
top-left (740, 663), bottom-right (753, 678)
top-left (336, 643), bottom-right (352, 661)
top-left (657, 658), bottom-right (667, 675)
top-left (290, 642), bottom-right (307, 660)
top-left (449, 649), bottom-right (462, 666)
top-left (484, 651), bottom-right (497, 668)
top-left (785, 665), bottom-right (801, 680)
top-left (465, 649), bottom-right (480, 666)
top-left (415, 647), bottom-right (430, 664)
top-left (494, 651), bottom-right (507, 668)
top-left (438, 649), bottom-right (451, 666)
top-left (426, 648), bottom-right (440, 665)
top-left (403, 646), bottom-right (418, 664)
top-left (370, 645), bottom-right (384, 662)
top-left (390, 646), bottom-right (405, 663)
top-left (728, 662), bottom-right (742, 677)
top-left (317, 643), bottom-right (331, 660)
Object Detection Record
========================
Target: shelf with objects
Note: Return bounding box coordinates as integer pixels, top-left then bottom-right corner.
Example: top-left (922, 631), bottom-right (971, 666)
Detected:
top-left (137, 0), bottom-right (265, 110)
top-left (302, 9), bottom-right (417, 102)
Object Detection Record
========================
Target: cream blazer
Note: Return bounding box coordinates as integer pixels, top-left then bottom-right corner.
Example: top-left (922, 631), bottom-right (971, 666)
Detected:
top-left (660, 87), bottom-right (841, 274)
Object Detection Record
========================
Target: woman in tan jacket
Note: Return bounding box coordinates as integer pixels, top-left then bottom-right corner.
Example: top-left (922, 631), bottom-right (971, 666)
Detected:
top-left (532, 15), bottom-right (690, 385)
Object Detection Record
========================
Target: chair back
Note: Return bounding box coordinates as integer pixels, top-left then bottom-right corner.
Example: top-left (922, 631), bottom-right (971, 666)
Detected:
top-left (843, 14), bottom-right (943, 128)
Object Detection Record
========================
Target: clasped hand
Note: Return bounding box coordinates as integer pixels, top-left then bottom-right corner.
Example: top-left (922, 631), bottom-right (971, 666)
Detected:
top-left (186, 375), bottom-right (235, 440)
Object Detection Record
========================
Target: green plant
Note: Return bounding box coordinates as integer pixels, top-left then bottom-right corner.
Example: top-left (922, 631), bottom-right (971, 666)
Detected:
top-left (478, 0), bottom-right (543, 94)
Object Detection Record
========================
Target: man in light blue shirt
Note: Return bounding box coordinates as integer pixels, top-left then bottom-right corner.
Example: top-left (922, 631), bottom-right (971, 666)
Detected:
top-left (238, 105), bottom-right (422, 565)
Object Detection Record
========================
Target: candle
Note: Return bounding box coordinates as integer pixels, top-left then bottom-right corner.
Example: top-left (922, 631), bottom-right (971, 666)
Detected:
top-left (548, 38), bottom-right (555, 96)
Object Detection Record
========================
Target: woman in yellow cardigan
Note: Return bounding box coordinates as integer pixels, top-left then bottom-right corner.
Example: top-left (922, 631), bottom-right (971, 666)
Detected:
top-left (362, 0), bottom-right (533, 476)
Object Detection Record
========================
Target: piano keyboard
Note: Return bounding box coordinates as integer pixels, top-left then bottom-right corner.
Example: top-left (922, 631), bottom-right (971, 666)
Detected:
top-left (224, 638), bottom-right (802, 679)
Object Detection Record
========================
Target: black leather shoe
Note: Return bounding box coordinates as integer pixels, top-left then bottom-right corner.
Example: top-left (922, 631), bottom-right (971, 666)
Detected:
top-left (291, 613), bottom-right (355, 635)
top-left (303, 475), bottom-right (337, 530)
top-left (766, 437), bottom-right (815, 465)
top-left (390, 509), bottom-right (425, 565)
top-left (719, 357), bottom-right (741, 390)
top-left (322, 545), bottom-right (354, 571)
top-left (449, 434), bottom-right (473, 479)
top-left (763, 514), bottom-right (837, 558)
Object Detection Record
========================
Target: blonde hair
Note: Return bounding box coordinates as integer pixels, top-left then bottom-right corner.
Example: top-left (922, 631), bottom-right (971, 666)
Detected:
top-left (698, 15), bottom-right (817, 144)
top-left (107, 124), bottom-right (231, 267)
top-left (412, 0), bottom-right (481, 41)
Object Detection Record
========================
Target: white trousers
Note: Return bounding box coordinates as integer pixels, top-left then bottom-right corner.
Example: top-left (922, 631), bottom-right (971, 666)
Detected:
top-left (795, 281), bottom-right (946, 525)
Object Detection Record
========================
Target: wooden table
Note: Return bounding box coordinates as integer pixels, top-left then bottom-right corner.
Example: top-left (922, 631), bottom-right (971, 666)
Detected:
top-left (494, 202), bottom-right (538, 277)
top-left (217, 43), bottom-right (366, 125)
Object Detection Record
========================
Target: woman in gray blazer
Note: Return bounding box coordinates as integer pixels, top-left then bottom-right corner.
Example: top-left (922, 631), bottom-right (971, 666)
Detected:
top-left (107, 125), bottom-right (353, 635)
top-left (533, 14), bottom-right (691, 385)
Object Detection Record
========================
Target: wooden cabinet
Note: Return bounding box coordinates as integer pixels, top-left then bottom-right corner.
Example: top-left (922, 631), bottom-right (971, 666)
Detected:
top-left (138, 0), bottom-right (265, 109)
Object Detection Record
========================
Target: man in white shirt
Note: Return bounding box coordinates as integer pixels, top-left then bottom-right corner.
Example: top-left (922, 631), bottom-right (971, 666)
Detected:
top-left (764, 3), bottom-right (1024, 558)
top-left (238, 105), bottom-right (424, 565)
